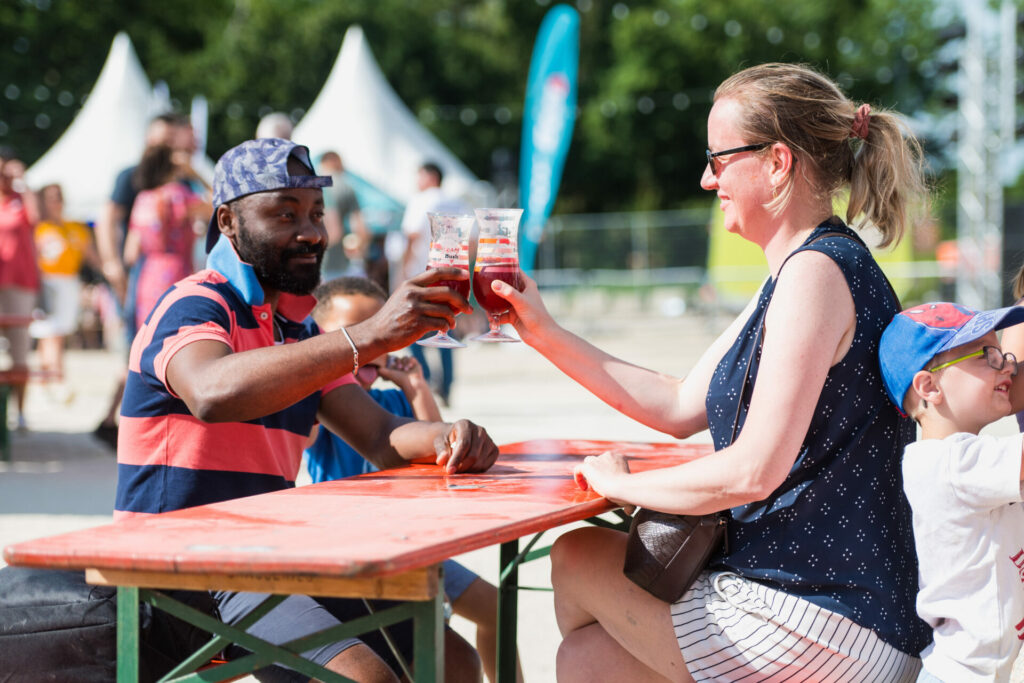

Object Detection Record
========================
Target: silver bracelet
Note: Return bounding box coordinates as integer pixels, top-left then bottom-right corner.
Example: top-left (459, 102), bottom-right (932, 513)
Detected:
top-left (339, 326), bottom-right (359, 375)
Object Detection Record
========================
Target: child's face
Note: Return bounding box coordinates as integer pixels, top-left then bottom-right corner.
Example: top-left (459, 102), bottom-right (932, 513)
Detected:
top-left (929, 331), bottom-right (1015, 431)
top-left (317, 293), bottom-right (388, 389)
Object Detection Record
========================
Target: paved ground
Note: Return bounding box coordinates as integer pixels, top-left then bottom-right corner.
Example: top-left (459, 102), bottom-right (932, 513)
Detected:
top-left (4, 290), bottom-right (1021, 681)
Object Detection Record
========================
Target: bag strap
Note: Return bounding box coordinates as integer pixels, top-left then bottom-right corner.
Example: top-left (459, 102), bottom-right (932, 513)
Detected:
top-left (729, 326), bottom-right (760, 443)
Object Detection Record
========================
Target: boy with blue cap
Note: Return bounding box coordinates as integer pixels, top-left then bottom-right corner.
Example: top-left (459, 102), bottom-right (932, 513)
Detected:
top-left (880, 302), bottom-right (1024, 682)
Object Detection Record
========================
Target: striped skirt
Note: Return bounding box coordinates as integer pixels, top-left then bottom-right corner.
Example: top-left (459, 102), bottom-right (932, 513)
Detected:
top-left (672, 571), bottom-right (921, 682)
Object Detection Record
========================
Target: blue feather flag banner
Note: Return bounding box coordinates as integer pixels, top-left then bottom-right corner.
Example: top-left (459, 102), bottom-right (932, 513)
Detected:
top-left (519, 4), bottom-right (579, 274)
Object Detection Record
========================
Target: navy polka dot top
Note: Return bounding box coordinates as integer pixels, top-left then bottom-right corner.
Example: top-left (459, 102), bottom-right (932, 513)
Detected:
top-left (705, 218), bottom-right (930, 655)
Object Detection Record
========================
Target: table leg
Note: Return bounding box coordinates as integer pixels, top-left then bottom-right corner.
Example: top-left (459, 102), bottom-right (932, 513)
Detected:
top-left (412, 563), bottom-right (445, 683)
top-left (497, 539), bottom-right (519, 683)
top-left (117, 586), bottom-right (140, 683)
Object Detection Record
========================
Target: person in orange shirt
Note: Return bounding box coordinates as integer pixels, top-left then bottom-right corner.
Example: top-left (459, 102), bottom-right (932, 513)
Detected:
top-left (30, 184), bottom-right (101, 395)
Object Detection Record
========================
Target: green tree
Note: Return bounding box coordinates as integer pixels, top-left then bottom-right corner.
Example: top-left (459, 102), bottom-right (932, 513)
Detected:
top-left (564, 0), bottom-right (942, 211)
top-left (1, 0), bottom-right (946, 215)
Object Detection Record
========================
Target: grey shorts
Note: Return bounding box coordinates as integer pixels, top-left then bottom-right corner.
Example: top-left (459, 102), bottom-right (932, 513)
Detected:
top-left (0, 287), bottom-right (35, 367)
top-left (213, 590), bottom-right (415, 683)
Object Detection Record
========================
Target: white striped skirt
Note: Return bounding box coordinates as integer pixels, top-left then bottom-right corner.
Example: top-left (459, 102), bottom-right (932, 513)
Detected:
top-left (672, 571), bottom-right (921, 682)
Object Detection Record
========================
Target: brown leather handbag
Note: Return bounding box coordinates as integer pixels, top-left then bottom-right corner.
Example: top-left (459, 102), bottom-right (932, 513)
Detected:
top-left (622, 509), bottom-right (728, 602)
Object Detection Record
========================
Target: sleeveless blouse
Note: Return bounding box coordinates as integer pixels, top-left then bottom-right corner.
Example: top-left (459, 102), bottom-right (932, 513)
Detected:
top-left (705, 218), bottom-right (930, 654)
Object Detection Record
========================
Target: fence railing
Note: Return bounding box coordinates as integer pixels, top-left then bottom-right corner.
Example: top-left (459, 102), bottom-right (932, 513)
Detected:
top-left (536, 208), bottom-right (712, 273)
top-left (535, 209), bottom-right (946, 298)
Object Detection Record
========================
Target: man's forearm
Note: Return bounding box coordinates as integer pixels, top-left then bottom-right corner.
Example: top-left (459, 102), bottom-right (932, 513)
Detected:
top-left (172, 333), bottom-right (367, 423)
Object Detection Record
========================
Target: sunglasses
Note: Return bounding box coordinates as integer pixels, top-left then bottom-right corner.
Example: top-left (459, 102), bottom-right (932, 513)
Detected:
top-left (928, 345), bottom-right (1018, 376)
top-left (705, 143), bottom-right (770, 177)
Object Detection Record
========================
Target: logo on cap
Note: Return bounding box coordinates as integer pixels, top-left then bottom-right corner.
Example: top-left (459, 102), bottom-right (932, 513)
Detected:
top-left (902, 302), bottom-right (974, 329)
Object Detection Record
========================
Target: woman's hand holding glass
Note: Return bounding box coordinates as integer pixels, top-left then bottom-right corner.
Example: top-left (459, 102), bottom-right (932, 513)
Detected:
top-left (481, 269), bottom-right (553, 346)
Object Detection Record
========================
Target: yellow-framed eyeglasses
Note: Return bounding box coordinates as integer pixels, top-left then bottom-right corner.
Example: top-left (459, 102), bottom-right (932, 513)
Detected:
top-left (928, 346), bottom-right (1018, 376)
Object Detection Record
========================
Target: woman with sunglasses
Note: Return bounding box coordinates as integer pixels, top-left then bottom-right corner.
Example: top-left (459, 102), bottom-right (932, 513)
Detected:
top-left (490, 63), bottom-right (930, 681)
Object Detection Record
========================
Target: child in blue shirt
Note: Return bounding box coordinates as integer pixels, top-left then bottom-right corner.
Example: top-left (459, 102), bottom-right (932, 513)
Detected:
top-left (305, 276), bottom-right (522, 683)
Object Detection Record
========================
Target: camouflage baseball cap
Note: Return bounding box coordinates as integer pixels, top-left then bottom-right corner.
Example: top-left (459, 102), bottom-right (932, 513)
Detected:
top-left (205, 137), bottom-right (332, 252)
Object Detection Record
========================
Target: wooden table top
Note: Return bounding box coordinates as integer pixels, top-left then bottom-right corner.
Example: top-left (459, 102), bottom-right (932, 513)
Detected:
top-left (3, 439), bottom-right (712, 580)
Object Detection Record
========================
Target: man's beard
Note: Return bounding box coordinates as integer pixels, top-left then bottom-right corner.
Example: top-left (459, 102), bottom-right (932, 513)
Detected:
top-left (234, 217), bottom-right (323, 295)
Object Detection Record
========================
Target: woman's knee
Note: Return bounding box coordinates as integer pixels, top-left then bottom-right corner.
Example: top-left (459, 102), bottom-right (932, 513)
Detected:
top-left (550, 527), bottom-right (623, 592)
top-left (556, 629), bottom-right (591, 683)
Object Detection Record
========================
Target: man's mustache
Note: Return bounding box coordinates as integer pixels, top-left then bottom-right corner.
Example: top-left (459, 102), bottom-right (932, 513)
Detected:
top-left (282, 244), bottom-right (324, 259)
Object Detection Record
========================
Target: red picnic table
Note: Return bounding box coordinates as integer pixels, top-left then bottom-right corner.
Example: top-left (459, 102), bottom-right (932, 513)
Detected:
top-left (3, 438), bottom-right (713, 682)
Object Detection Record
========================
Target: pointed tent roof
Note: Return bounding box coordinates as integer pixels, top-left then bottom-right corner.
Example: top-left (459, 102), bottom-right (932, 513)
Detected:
top-left (26, 33), bottom-right (163, 222)
top-left (293, 25), bottom-right (483, 206)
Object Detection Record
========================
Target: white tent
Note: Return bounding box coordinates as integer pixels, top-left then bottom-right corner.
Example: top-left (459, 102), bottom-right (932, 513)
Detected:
top-left (293, 25), bottom-right (489, 206)
top-left (25, 33), bottom-right (215, 224)
top-left (26, 33), bottom-right (163, 223)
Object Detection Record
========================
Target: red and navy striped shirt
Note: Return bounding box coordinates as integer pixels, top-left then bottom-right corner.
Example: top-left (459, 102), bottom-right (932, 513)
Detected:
top-left (114, 237), bottom-right (353, 519)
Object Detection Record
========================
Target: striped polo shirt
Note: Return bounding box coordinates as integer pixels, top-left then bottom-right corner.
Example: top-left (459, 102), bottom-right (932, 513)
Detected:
top-left (114, 237), bottom-right (354, 519)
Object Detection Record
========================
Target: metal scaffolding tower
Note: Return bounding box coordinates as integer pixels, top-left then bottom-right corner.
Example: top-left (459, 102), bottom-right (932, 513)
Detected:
top-left (956, 0), bottom-right (1016, 309)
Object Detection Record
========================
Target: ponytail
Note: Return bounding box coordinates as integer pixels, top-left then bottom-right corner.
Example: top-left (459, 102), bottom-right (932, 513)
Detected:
top-left (716, 63), bottom-right (928, 247)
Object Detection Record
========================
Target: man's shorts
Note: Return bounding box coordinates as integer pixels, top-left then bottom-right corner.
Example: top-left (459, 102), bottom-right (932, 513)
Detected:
top-left (213, 590), bottom-right (416, 682)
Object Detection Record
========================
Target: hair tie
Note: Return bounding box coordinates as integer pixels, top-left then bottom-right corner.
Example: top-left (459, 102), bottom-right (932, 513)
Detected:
top-left (850, 103), bottom-right (871, 140)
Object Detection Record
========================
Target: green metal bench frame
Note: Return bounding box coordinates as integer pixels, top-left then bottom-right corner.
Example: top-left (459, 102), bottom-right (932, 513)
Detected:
top-left (114, 566), bottom-right (445, 683)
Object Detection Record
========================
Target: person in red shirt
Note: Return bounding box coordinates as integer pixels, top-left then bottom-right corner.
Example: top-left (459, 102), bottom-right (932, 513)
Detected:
top-left (0, 152), bottom-right (40, 430)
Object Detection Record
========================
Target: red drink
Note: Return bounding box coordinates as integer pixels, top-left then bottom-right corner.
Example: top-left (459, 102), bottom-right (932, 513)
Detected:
top-left (473, 264), bottom-right (520, 314)
top-left (439, 278), bottom-right (470, 300)
top-left (427, 265), bottom-right (470, 299)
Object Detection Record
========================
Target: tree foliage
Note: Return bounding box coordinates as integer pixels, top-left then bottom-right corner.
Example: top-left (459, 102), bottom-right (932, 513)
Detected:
top-left (2, 0), bottom-right (945, 212)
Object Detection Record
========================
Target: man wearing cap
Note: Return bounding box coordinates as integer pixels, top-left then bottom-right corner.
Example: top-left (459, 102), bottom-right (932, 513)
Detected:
top-left (115, 138), bottom-right (493, 681)
top-left (878, 301), bottom-right (1024, 682)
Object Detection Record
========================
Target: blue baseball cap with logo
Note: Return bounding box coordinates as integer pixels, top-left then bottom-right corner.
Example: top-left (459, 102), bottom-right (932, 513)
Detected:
top-left (879, 301), bottom-right (1024, 412)
top-left (205, 137), bottom-right (332, 252)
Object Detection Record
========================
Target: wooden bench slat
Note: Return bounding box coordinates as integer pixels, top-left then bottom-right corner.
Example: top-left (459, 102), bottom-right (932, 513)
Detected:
top-left (85, 566), bottom-right (440, 600)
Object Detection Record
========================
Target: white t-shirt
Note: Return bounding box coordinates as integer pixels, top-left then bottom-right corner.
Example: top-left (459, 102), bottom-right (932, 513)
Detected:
top-left (903, 432), bottom-right (1024, 682)
top-left (399, 187), bottom-right (468, 280)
